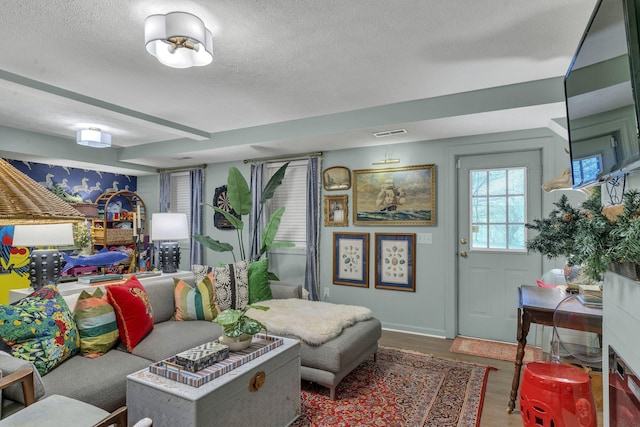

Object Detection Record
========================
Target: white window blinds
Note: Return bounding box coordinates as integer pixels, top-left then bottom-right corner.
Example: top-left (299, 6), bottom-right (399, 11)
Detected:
top-left (265, 160), bottom-right (307, 246)
top-left (170, 171), bottom-right (191, 235)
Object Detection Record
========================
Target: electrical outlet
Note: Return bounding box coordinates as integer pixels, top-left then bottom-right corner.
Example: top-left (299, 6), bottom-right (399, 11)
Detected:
top-left (324, 287), bottom-right (330, 298)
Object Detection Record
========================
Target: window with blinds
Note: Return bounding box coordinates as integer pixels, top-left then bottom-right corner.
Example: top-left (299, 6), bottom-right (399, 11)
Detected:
top-left (170, 171), bottom-right (191, 236)
top-left (265, 160), bottom-right (307, 246)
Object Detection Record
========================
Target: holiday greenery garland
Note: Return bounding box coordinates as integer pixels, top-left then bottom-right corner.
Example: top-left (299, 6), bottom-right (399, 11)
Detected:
top-left (526, 187), bottom-right (640, 284)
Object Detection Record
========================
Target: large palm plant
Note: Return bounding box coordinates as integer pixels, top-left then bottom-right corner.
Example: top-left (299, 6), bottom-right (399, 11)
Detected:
top-left (194, 163), bottom-right (293, 265)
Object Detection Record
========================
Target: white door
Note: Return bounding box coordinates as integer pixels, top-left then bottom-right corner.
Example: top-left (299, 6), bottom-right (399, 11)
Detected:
top-left (457, 150), bottom-right (543, 342)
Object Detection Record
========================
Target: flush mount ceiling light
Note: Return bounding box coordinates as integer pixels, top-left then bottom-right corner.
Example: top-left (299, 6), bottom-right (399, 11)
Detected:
top-left (144, 12), bottom-right (213, 68)
top-left (77, 128), bottom-right (111, 148)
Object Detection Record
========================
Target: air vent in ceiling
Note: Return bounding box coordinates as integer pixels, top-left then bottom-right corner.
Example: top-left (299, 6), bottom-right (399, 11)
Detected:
top-left (373, 129), bottom-right (407, 138)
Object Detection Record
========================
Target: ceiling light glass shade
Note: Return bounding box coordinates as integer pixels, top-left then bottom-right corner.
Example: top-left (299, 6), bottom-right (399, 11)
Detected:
top-left (145, 12), bottom-right (213, 68)
top-left (151, 213), bottom-right (190, 241)
top-left (13, 223), bottom-right (75, 247)
top-left (77, 129), bottom-right (111, 148)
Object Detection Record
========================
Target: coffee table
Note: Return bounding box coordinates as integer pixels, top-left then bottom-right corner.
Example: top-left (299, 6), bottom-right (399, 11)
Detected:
top-left (126, 336), bottom-right (300, 427)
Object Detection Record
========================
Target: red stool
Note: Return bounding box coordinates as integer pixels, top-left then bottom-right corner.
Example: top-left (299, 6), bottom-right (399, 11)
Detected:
top-left (520, 362), bottom-right (596, 427)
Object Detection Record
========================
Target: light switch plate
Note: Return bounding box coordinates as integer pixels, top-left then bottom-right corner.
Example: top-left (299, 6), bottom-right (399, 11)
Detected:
top-left (417, 233), bottom-right (432, 244)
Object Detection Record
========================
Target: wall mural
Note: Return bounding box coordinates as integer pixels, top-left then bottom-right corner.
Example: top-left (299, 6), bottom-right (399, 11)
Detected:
top-left (0, 159), bottom-right (138, 303)
top-left (0, 226), bottom-right (30, 304)
top-left (6, 159), bottom-right (137, 203)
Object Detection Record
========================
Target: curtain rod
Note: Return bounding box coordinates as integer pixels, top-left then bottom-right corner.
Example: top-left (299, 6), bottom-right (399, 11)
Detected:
top-left (243, 151), bottom-right (323, 164)
top-left (156, 164), bottom-right (207, 173)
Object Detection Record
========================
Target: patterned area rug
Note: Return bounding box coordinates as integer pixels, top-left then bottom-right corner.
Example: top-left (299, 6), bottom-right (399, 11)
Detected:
top-left (450, 336), bottom-right (542, 363)
top-left (292, 347), bottom-right (493, 427)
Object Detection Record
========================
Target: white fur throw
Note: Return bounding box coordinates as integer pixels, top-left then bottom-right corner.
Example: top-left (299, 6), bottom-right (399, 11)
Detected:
top-left (246, 299), bottom-right (372, 345)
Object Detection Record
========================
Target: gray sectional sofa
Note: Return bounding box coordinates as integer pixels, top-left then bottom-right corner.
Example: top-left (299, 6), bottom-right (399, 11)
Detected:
top-left (1, 271), bottom-right (381, 416)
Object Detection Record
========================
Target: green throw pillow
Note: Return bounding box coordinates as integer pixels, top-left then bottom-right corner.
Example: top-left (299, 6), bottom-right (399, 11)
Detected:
top-left (248, 258), bottom-right (272, 304)
top-left (0, 285), bottom-right (79, 375)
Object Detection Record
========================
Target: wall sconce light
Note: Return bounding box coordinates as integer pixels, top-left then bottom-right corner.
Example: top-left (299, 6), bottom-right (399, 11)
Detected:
top-left (151, 213), bottom-right (189, 273)
top-left (77, 128), bottom-right (112, 148)
top-left (144, 12), bottom-right (213, 68)
top-left (372, 150), bottom-right (400, 165)
top-left (13, 223), bottom-right (75, 290)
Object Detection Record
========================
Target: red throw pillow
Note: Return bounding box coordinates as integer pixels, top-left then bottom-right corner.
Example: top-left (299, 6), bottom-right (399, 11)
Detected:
top-left (106, 276), bottom-right (154, 352)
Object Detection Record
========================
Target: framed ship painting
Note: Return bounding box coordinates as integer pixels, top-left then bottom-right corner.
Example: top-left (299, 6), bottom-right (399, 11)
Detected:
top-left (353, 164), bottom-right (436, 226)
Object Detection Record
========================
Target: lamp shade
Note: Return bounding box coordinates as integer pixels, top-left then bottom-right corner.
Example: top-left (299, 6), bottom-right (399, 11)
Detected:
top-left (77, 129), bottom-right (111, 148)
top-left (151, 213), bottom-right (189, 241)
top-left (13, 223), bottom-right (75, 247)
top-left (145, 12), bottom-right (213, 68)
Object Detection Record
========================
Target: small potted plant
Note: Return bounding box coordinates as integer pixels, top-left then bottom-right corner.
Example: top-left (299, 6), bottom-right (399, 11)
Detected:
top-left (214, 305), bottom-right (269, 351)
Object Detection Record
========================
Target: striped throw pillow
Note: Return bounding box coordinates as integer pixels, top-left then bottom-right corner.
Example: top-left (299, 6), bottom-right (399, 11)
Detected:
top-left (174, 272), bottom-right (219, 321)
top-left (74, 288), bottom-right (119, 358)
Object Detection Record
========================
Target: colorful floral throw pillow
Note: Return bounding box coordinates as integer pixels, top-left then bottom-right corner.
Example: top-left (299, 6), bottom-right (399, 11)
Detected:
top-left (0, 285), bottom-right (79, 375)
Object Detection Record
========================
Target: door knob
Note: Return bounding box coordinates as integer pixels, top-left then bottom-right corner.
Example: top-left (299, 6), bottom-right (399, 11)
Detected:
top-left (460, 238), bottom-right (467, 245)
top-left (460, 251), bottom-right (468, 258)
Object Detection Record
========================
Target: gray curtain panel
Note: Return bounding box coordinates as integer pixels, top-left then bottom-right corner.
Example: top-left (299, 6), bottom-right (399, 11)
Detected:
top-left (248, 163), bottom-right (264, 262)
top-left (159, 172), bottom-right (171, 213)
top-left (190, 168), bottom-right (204, 266)
top-left (305, 156), bottom-right (320, 301)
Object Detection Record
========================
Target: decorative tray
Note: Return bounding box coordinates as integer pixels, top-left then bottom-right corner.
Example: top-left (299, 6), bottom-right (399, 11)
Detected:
top-left (148, 334), bottom-right (283, 388)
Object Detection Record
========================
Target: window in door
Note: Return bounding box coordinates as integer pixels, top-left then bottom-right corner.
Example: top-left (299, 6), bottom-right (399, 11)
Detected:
top-left (470, 167), bottom-right (527, 251)
top-left (571, 154), bottom-right (602, 187)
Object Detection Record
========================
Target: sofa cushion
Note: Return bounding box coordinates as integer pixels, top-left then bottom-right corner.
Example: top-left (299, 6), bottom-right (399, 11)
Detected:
top-left (0, 351), bottom-right (45, 404)
top-left (142, 273), bottom-right (194, 323)
top-left (298, 318), bottom-right (382, 373)
top-left (174, 273), bottom-right (219, 321)
top-left (0, 394), bottom-right (110, 427)
top-left (213, 260), bottom-right (249, 311)
top-left (248, 258), bottom-right (272, 304)
top-left (40, 347), bottom-right (151, 412)
top-left (73, 288), bottom-right (119, 358)
top-left (106, 276), bottom-right (154, 352)
top-left (269, 282), bottom-right (302, 299)
top-left (128, 321), bottom-right (223, 362)
top-left (0, 285), bottom-right (79, 375)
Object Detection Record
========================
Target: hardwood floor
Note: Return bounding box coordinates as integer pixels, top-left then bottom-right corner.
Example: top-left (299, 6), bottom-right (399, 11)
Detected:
top-left (379, 330), bottom-right (603, 427)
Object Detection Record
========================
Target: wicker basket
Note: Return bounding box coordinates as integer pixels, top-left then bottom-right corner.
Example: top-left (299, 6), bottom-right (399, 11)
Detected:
top-left (106, 228), bottom-right (134, 245)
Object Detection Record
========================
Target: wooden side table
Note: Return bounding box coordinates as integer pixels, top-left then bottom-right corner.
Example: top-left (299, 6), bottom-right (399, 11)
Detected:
top-left (507, 285), bottom-right (602, 414)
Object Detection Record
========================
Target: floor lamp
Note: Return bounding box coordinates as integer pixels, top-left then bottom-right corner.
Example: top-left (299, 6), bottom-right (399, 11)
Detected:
top-left (151, 213), bottom-right (189, 273)
top-left (12, 223), bottom-right (75, 290)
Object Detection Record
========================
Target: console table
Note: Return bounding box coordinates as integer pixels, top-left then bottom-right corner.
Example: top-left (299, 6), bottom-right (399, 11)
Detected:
top-left (507, 285), bottom-right (603, 414)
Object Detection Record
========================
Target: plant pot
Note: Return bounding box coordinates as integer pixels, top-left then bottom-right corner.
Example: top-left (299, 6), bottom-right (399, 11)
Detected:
top-left (219, 333), bottom-right (253, 351)
top-left (608, 261), bottom-right (640, 281)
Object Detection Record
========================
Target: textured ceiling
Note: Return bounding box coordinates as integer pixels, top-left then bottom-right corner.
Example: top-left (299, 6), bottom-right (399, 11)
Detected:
top-left (0, 0), bottom-right (598, 174)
